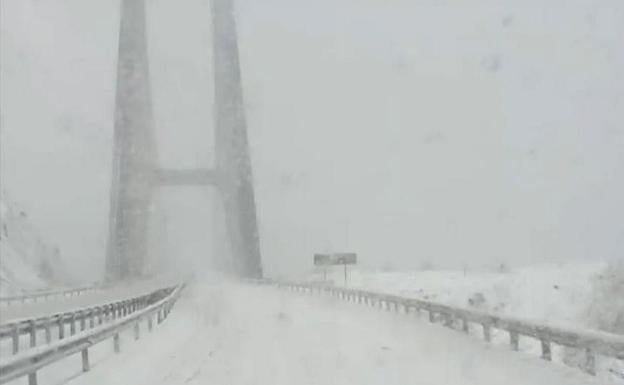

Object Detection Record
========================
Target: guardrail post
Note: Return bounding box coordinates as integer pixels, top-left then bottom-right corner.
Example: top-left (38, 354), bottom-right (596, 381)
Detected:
top-left (70, 314), bottom-right (76, 336)
top-left (80, 312), bottom-right (86, 331)
top-left (12, 325), bottom-right (19, 354)
top-left (584, 348), bottom-right (596, 375)
top-left (148, 315), bottom-right (154, 331)
top-left (113, 333), bottom-right (121, 353)
top-left (29, 321), bottom-right (37, 348)
top-left (98, 308), bottom-right (103, 325)
top-left (483, 323), bottom-right (491, 342)
top-left (428, 309), bottom-right (435, 323)
top-left (82, 349), bottom-right (90, 372)
top-left (540, 339), bottom-right (552, 361)
top-left (461, 317), bottom-right (469, 333)
top-left (58, 318), bottom-right (65, 339)
top-left (510, 331), bottom-right (519, 351)
top-left (134, 321), bottom-right (140, 340)
top-left (44, 319), bottom-right (52, 343)
top-left (89, 310), bottom-right (95, 328)
top-left (28, 372), bottom-right (37, 385)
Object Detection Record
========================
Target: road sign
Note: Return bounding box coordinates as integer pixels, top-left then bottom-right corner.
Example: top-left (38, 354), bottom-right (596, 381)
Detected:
top-left (314, 254), bottom-right (331, 266)
top-left (314, 253), bottom-right (357, 266)
top-left (314, 253), bottom-right (357, 285)
top-left (333, 253), bottom-right (357, 265)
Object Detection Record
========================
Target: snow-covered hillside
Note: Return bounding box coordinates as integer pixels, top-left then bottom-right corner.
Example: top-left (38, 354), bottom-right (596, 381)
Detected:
top-left (0, 191), bottom-right (70, 295)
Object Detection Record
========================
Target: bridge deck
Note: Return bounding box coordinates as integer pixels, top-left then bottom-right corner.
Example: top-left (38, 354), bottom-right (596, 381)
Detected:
top-left (39, 283), bottom-right (603, 385)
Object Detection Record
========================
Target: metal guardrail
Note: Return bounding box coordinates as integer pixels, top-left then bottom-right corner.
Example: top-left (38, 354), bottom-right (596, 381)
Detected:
top-left (0, 286), bottom-right (101, 306)
top-left (0, 284), bottom-right (184, 385)
top-left (273, 281), bottom-right (624, 377)
top-left (0, 286), bottom-right (175, 355)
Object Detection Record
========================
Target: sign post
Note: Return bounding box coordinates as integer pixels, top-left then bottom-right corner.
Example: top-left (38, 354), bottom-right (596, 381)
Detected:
top-left (314, 253), bottom-right (357, 286)
top-left (314, 254), bottom-right (329, 282)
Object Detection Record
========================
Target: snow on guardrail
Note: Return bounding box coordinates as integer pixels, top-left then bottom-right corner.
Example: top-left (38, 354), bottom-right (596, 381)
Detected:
top-left (0, 285), bottom-right (176, 356)
top-left (268, 280), bottom-right (624, 378)
top-left (0, 284), bottom-right (184, 385)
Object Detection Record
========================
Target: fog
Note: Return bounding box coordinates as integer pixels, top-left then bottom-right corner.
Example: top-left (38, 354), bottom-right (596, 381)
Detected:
top-left (1, 0), bottom-right (623, 281)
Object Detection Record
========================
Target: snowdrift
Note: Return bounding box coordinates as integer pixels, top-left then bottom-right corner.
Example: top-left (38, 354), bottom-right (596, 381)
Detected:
top-left (0, 191), bottom-right (69, 295)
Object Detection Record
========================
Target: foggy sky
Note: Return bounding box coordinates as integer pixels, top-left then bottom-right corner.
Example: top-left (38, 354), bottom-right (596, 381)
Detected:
top-left (1, 0), bottom-right (623, 280)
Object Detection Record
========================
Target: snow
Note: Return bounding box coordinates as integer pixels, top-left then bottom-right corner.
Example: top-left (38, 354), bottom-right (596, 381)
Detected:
top-left (0, 240), bottom-right (46, 295)
top-left (0, 278), bottom-right (173, 324)
top-left (305, 262), bottom-right (624, 382)
top-left (0, 192), bottom-right (71, 296)
top-left (16, 282), bottom-right (612, 385)
top-left (309, 261), bottom-right (605, 330)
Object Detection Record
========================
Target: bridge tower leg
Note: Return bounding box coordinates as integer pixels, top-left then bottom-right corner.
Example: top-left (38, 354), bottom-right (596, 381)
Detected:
top-left (212, 0), bottom-right (263, 278)
top-left (106, 0), bottom-right (158, 281)
top-left (105, 0), bottom-right (263, 281)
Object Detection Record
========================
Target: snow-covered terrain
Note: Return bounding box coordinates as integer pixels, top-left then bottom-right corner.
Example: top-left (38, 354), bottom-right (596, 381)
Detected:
top-left (19, 282), bottom-right (608, 385)
top-left (307, 261), bottom-right (606, 330)
top-left (0, 0), bottom-right (621, 383)
top-left (0, 192), bottom-right (71, 296)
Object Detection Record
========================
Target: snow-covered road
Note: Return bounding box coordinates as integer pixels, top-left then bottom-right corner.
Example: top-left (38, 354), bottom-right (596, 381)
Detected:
top-left (25, 282), bottom-right (605, 385)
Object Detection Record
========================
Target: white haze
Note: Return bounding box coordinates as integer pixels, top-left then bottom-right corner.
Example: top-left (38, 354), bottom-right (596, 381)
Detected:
top-left (0, 0), bottom-right (623, 281)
